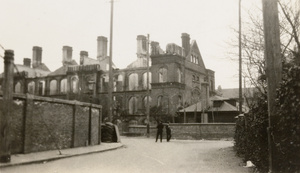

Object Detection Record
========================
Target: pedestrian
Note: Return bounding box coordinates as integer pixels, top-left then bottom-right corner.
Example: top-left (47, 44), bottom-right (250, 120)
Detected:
top-left (166, 122), bottom-right (172, 142)
top-left (156, 121), bottom-right (164, 142)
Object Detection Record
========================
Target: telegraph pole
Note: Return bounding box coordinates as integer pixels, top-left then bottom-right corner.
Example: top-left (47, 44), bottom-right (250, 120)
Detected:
top-left (262, 0), bottom-right (282, 172)
top-left (108, 0), bottom-right (114, 122)
top-left (146, 34), bottom-right (150, 137)
top-left (238, 0), bottom-right (243, 114)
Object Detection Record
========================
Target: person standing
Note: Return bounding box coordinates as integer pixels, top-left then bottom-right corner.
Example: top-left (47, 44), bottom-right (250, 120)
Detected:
top-left (166, 122), bottom-right (172, 142)
top-left (155, 121), bottom-right (164, 142)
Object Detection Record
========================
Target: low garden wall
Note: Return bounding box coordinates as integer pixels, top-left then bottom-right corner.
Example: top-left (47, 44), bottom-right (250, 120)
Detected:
top-left (126, 123), bottom-right (235, 140)
top-left (0, 93), bottom-right (102, 154)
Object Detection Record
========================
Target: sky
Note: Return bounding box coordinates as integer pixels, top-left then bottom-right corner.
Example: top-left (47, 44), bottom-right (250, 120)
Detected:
top-left (0, 0), bottom-right (261, 89)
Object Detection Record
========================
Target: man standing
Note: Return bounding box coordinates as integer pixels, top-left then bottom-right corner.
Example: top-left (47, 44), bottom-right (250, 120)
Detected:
top-left (155, 121), bottom-right (164, 142)
top-left (166, 122), bottom-right (172, 142)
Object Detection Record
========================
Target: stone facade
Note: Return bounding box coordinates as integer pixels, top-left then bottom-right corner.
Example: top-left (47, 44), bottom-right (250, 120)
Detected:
top-left (0, 33), bottom-right (215, 125)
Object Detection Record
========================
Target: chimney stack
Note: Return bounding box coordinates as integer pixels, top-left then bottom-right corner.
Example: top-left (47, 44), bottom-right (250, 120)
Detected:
top-left (151, 41), bottom-right (160, 55)
top-left (97, 36), bottom-right (108, 61)
top-left (62, 46), bottom-right (73, 65)
top-left (181, 33), bottom-right (190, 57)
top-left (80, 51), bottom-right (88, 65)
top-left (23, 58), bottom-right (31, 67)
top-left (32, 46), bottom-right (42, 68)
top-left (137, 35), bottom-right (147, 57)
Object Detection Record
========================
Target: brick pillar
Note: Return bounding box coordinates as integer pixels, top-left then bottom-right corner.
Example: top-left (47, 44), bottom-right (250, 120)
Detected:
top-left (0, 50), bottom-right (14, 163)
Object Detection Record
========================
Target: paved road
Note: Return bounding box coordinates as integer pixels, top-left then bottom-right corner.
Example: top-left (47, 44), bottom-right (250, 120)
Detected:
top-left (1, 137), bottom-right (248, 173)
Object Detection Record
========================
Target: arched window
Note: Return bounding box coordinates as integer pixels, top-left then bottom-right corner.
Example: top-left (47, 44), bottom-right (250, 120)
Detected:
top-left (158, 68), bottom-right (167, 83)
top-left (71, 76), bottom-right (78, 93)
top-left (191, 88), bottom-right (201, 103)
top-left (60, 78), bottom-right (67, 94)
top-left (15, 82), bottom-right (22, 93)
top-left (49, 80), bottom-right (57, 95)
top-left (143, 96), bottom-right (152, 109)
top-left (28, 81), bottom-right (35, 94)
top-left (38, 81), bottom-right (45, 95)
top-left (118, 75), bottom-right (123, 82)
top-left (128, 96), bottom-right (138, 114)
top-left (142, 72), bottom-right (152, 89)
top-left (128, 73), bottom-right (138, 91)
top-left (157, 95), bottom-right (163, 107)
top-left (177, 68), bottom-right (181, 83)
top-left (115, 74), bottom-right (123, 92)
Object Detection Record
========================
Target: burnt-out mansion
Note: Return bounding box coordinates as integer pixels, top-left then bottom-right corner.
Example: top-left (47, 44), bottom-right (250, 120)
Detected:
top-left (0, 33), bottom-right (216, 125)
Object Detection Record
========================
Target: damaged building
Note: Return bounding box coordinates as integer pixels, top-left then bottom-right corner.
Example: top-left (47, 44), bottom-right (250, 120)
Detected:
top-left (0, 33), bottom-right (215, 125)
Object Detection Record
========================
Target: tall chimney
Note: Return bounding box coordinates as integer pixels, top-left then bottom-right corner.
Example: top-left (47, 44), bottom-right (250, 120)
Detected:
top-left (80, 51), bottom-right (88, 65)
top-left (97, 36), bottom-right (108, 61)
top-left (181, 33), bottom-right (190, 57)
top-left (32, 46), bottom-right (42, 68)
top-left (23, 58), bottom-right (31, 67)
top-left (151, 41), bottom-right (159, 55)
top-left (62, 46), bottom-right (73, 65)
top-left (137, 35), bottom-right (147, 57)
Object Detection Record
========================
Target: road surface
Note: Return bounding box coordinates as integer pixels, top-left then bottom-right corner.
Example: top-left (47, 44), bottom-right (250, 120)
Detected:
top-left (1, 137), bottom-right (248, 173)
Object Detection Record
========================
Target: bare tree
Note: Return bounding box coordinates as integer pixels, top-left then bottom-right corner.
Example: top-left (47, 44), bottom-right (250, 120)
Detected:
top-left (229, 0), bottom-right (299, 96)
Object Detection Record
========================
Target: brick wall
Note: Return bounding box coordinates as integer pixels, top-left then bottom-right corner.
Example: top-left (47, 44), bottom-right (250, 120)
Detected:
top-left (126, 123), bottom-right (235, 140)
top-left (0, 93), bottom-right (102, 154)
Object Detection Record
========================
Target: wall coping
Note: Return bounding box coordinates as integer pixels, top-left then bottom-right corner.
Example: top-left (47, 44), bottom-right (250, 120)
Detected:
top-left (0, 93), bottom-right (102, 109)
top-left (128, 123), bottom-right (235, 128)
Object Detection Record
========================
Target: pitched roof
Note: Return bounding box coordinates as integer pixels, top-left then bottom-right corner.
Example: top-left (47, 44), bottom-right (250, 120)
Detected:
top-left (48, 66), bottom-right (67, 76)
top-left (207, 101), bottom-right (238, 112)
top-left (178, 102), bottom-right (202, 112)
top-left (48, 60), bottom-right (78, 76)
top-left (210, 95), bottom-right (230, 101)
top-left (14, 64), bottom-right (50, 78)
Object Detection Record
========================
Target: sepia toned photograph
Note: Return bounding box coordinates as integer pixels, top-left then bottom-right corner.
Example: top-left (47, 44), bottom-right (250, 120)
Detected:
top-left (0, 0), bottom-right (299, 172)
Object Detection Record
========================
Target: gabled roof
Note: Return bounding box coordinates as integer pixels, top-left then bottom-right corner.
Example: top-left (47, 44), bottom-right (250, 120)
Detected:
top-left (207, 101), bottom-right (238, 112)
top-left (178, 102), bottom-right (202, 112)
top-left (47, 60), bottom-right (78, 76)
top-left (190, 40), bottom-right (206, 69)
top-left (48, 66), bottom-right (68, 76)
top-left (34, 63), bottom-right (51, 71)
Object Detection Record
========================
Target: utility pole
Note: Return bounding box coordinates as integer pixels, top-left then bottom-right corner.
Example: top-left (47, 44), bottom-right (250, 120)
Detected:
top-left (108, 0), bottom-right (114, 122)
top-left (238, 0), bottom-right (243, 114)
top-left (146, 34), bottom-right (150, 137)
top-left (0, 50), bottom-right (14, 163)
top-left (262, 0), bottom-right (282, 172)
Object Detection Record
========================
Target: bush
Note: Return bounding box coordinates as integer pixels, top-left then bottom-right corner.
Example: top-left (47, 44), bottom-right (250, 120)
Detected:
top-left (234, 93), bottom-right (269, 172)
top-left (234, 64), bottom-right (300, 172)
top-left (276, 65), bottom-right (300, 172)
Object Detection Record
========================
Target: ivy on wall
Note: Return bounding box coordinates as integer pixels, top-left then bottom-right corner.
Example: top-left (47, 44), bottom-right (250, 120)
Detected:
top-left (234, 63), bottom-right (300, 173)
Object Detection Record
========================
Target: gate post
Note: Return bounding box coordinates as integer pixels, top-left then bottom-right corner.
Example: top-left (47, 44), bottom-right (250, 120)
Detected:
top-left (0, 50), bottom-right (14, 163)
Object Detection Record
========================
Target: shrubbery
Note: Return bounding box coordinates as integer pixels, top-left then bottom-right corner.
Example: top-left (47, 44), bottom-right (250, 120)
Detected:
top-left (234, 64), bottom-right (300, 172)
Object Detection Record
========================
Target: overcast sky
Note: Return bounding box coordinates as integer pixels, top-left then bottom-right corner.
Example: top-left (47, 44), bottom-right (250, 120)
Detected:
top-left (0, 0), bottom-right (261, 89)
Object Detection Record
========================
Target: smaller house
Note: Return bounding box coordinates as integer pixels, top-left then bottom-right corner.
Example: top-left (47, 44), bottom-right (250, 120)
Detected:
top-left (206, 96), bottom-right (239, 123)
top-left (177, 95), bottom-right (239, 123)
